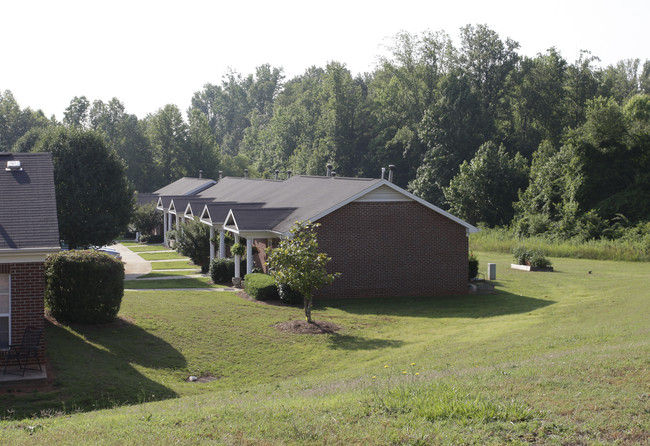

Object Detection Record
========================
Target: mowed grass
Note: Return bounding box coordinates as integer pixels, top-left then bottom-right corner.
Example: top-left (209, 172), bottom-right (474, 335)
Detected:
top-left (126, 245), bottom-right (168, 253)
top-left (150, 260), bottom-right (198, 270)
top-left (138, 251), bottom-right (188, 261)
top-left (124, 277), bottom-right (223, 289)
top-left (138, 270), bottom-right (202, 278)
top-left (0, 252), bottom-right (648, 444)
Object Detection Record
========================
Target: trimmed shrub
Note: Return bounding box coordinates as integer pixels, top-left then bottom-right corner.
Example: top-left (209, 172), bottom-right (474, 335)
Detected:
top-left (278, 284), bottom-right (304, 305)
top-left (513, 246), bottom-right (552, 268)
top-left (45, 250), bottom-right (124, 324)
top-left (209, 258), bottom-right (248, 283)
top-left (468, 252), bottom-right (479, 280)
top-left (140, 233), bottom-right (163, 244)
top-left (244, 273), bottom-right (279, 301)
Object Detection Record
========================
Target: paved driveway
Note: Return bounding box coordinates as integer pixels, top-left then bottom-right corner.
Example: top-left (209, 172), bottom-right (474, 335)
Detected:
top-left (113, 243), bottom-right (152, 279)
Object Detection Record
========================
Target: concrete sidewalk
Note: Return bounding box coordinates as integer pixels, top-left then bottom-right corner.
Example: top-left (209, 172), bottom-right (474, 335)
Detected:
top-left (113, 243), bottom-right (152, 279)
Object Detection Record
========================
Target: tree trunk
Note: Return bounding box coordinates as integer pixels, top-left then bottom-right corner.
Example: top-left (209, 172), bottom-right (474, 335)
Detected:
top-left (304, 293), bottom-right (313, 323)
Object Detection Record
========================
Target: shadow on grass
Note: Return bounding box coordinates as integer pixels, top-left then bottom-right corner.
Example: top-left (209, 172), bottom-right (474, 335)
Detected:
top-left (327, 333), bottom-right (405, 351)
top-left (316, 290), bottom-right (554, 319)
top-left (5, 317), bottom-right (186, 417)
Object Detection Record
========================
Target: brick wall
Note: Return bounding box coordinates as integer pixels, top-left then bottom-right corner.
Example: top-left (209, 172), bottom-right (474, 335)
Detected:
top-left (314, 201), bottom-right (469, 298)
top-left (6, 262), bottom-right (46, 361)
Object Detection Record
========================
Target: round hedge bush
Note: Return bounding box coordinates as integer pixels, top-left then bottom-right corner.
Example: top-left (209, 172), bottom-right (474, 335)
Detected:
top-left (45, 250), bottom-right (125, 324)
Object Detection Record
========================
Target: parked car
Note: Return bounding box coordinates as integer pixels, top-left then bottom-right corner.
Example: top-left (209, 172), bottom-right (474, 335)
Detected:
top-left (94, 246), bottom-right (122, 260)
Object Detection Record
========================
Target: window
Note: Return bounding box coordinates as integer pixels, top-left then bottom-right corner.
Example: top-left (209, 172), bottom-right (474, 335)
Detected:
top-left (0, 274), bottom-right (9, 348)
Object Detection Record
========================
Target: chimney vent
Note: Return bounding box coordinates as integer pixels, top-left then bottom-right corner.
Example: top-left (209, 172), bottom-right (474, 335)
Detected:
top-left (274, 169), bottom-right (279, 180)
top-left (381, 167), bottom-right (386, 180)
top-left (218, 171), bottom-right (223, 181)
top-left (199, 169), bottom-right (203, 178)
top-left (287, 170), bottom-right (292, 179)
top-left (388, 164), bottom-right (395, 183)
top-left (244, 169), bottom-right (249, 178)
top-left (331, 171), bottom-right (337, 177)
top-left (326, 163), bottom-right (333, 177)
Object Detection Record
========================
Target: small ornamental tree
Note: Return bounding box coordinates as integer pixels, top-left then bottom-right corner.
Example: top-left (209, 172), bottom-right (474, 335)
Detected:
top-left (266, 221), bottom-right (339, 323)
top-left (131, 202), bottom-right (162, 238)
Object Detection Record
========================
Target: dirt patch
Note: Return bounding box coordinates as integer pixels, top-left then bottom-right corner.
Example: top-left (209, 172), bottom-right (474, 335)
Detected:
top-left (275, 320), bottom-right (342, 334)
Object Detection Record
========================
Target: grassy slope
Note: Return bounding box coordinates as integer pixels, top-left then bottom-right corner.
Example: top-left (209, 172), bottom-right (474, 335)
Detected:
top-left (123, 277), bottom-right (221, 289)
top-left (150, 260), bottom-right (197, 270)
top-left (0, 252), bottom-right (648, 444)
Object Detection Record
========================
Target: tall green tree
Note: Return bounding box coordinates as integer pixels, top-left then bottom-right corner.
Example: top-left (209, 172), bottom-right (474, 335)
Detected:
top-left (0, 90), bottom-right (51, 152)
top-left (34, 127), bottom-right (133, 248)
top-left (146, 104), bottom-right (188, 187)
top-left (443, 141), bottom-right (528, 226)
top-left (63, 96), bottom-right (91, 128)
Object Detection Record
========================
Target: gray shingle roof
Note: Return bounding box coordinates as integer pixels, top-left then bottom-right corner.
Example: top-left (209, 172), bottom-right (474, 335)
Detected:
top-left (160, 174), bottom-right (477, 235)
top-left (0, 152), bottom-right (60, 251)
top-left (153, 177), bottom-right (216, 196)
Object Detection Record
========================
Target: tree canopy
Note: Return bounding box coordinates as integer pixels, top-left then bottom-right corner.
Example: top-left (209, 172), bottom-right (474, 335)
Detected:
top-left (34, 127), bottom-right (133, 248)
top-left (2, 24), bottom-right (648, 243)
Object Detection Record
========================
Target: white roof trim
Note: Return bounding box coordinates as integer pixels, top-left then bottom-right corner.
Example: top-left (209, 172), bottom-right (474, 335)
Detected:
top-left (199, 205), bottom-right (213, 225)
top-left (223, 209), bottom-right (240, 234)
top-left (156, 196), bottom-right (164, 211)
top-left (302, 179), bottom-right (478, 234)
top-left (0, 247), bottom-right (61, 263)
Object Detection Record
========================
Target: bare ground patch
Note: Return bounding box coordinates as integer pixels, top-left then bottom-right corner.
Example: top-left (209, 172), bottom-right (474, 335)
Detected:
top-left (275, 320), bottom-right (342, 334)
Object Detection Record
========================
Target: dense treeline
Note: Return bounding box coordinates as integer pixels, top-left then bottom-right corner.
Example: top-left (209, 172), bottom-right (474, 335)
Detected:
top-left (1, 24), bottom-right (649, 242)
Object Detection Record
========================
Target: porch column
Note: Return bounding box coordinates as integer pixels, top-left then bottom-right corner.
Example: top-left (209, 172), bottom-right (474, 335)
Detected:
top-left (175, 215), bottom-right (180, 231)
top-left (219, 229), bottom-right (225, 259)
top-left (246, 238), bottom-right (253, 275)
top-left (163, 211), bottom-right (168, 245)
top-left (234, 234), bottom-right (241, 278)
top-left (209, 226), bottom-right (215, 263)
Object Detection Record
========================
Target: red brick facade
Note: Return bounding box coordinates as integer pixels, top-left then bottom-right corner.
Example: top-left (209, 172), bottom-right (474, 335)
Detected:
top-left (313, 201), bottom-right (469, 298)
top-left (0, 262), bottom-right (45, 361)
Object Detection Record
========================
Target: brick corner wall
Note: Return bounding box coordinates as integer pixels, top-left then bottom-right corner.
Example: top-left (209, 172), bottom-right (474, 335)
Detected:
top-left (314, 201), bottom-right (469, 299)
top-left (7, 262), bottom-right (46, 362)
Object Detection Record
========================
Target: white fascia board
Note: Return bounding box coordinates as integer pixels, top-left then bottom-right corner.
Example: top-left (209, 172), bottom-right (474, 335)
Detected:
top-left (223, 209), bottom-right (239, 234)
top-left (155, 196), bottom-right (164, 211)
top-left (168, 200), bottom-right (177, 215)
top-left (199, 205), bottom-right (213, 226)
top-left (183, 203), bottom-right (194, 220)
top-left (0, 247), bottom-right (61, 263)
top-left (306, 180), bottom-right (479, 233)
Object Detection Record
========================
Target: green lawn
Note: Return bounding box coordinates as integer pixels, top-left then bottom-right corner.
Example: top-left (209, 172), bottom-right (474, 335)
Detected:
top-left (124, 277), bottom-right (223, 289)
top-left (150, 260), bottom-right (199, 270)
top-left (138, 251), bottom-right (188, 261)
top-left (0, 252), bottom-right (648, 444)
top-left (138, 270), bottom-right (202, 278)
top-left (126, 245), bottom-right (168, 253)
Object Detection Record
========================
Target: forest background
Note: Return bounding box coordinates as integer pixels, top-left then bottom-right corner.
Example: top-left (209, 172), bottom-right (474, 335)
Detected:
top-left (2, 25), bottom-right (649, 243)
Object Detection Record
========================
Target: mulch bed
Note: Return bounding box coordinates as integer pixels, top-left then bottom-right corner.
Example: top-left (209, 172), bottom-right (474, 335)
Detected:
top-left (274, 320), bottom-right (341, 334)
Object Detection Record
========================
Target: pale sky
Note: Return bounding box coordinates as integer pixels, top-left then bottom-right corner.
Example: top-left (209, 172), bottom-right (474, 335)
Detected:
top-left (2, 0), bottom-right (648, 121)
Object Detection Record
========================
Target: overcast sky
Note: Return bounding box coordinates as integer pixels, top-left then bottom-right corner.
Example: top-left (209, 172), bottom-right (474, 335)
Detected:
top-left (2, 0), bottom-right (648, 120)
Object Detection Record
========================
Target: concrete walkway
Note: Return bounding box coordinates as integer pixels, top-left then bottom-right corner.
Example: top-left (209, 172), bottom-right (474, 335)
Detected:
top-left (113, 243), bottom-right (152, 279)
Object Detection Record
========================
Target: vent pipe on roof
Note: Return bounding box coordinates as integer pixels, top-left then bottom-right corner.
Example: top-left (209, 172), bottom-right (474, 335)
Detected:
top-left (218, 171), bottom-right (223, 180)
top-left (381, 167), bottom-right (386, 180)
top-left (326, 163), bottom-right (332, 177)
top-left (388, 164), bottom-right (395, 183)
top-left (199, 169), bottom-right (203, 178)
top-left (274, 169), bottom-right (279, 180)
top-left (244, 169), bottom-right (249, 178)
top-left (331, 171), bottom-right (337, 177)
top-left (287, 169), bottom-right (292, 179)
top-left (5, 160), bottom-right (22, 172)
